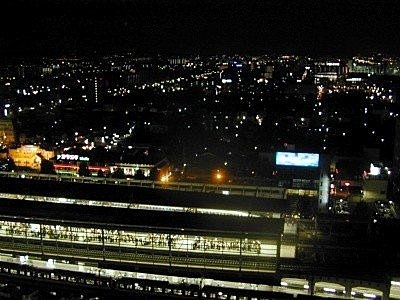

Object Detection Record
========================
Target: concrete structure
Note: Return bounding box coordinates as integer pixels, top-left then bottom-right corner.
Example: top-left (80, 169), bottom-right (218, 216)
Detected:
top-left (0, 174), bottom-right (397, 299)
top-left (0, 178), bottom-right (285, 285)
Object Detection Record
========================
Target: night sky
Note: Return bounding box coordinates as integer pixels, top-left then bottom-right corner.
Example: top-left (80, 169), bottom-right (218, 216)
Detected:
top-left (1, 0), bottom-right (400, 57)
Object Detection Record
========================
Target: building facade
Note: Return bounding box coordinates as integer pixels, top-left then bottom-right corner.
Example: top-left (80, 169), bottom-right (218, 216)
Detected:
top-left (8, 145), bottom-right (54, 170)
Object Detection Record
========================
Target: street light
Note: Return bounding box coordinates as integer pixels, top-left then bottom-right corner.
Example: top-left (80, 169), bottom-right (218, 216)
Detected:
top-left (214, 169), bottom-right (224, 184)
top-left (161, 172), bottom-right (171, 183)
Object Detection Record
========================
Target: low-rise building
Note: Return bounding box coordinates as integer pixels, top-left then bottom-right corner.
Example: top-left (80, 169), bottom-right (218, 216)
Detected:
top-left (8, 145), bottom-right (54, 171)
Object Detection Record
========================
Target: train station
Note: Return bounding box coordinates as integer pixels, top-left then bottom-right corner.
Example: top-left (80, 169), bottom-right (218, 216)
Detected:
top-left (0, 171), bottom-right (398, 299)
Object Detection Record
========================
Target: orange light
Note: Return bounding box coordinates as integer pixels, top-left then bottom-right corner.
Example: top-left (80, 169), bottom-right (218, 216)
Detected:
top-left (161, 172), bottom-right (171, 182)
top-left (213, 169), bottom-right (226, 183)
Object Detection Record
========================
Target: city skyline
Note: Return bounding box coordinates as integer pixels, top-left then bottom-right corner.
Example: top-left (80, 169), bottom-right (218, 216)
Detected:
top-left (1, 1), bottom-right (400, 299)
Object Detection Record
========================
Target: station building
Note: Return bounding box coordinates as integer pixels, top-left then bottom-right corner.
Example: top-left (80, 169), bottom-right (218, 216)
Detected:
top-left (0, 175), bottom-right (289, 282)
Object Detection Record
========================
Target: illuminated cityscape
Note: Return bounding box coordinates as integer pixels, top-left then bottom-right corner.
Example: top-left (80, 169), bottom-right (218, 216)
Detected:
top-left (1, 0), bottom-right (400, 299)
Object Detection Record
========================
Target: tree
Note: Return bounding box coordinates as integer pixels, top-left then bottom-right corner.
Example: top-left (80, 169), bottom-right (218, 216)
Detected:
top-left (0, 157), bottom-right (15, 172)
top-left (97, 169), bottom-right (105, 177)
top-left (78, 162), bottom-right (91, 177)
top-left (40, 159), bottom-right (56, 175)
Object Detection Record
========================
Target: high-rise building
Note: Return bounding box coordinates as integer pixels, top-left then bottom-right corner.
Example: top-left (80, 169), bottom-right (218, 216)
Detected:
top-left (314, 60), bottom-right (348, 84)
top-left (87, 76), bottom-right (104, 103)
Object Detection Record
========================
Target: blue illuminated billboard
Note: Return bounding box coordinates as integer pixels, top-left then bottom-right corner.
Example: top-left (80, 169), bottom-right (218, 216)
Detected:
top-left (276, 152), bottom-right (319, 167)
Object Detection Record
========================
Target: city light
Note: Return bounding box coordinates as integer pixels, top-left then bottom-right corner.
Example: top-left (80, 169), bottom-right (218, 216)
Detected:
top-left (160, 174), bottom-right (169, 182)
top-left (363, 293), bottom-right (376, 299)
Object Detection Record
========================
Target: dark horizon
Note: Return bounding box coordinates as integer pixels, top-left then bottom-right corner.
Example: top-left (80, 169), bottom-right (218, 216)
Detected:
top-left (1, 0), bottom-right (400, 58)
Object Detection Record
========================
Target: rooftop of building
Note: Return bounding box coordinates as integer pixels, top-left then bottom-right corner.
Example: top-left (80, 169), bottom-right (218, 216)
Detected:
top-left (0, 198), bottom-right (284, 237)
top-left (0, 176), bottom-right (294, 214)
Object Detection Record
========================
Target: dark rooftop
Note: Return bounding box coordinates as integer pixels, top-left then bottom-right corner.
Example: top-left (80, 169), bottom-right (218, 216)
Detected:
top-left (0, 198), bottom-right (284, 237)
top-left (0, 177), bottom-right (294, 213)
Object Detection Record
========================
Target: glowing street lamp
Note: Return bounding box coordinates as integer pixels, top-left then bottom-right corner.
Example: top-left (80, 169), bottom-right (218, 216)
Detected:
top-left (160, 172), bottom-right (171, 183)
top-left (214, 169), bottom-right (224, 184)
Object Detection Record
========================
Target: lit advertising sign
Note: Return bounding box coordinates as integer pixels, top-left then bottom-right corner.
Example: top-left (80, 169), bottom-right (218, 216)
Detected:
top-left (276, 152), bottom-right (319, 167)
top-left (56, 154), bottom-right (89, 161)
top-left (57, 154), bottom-right (79, 161)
